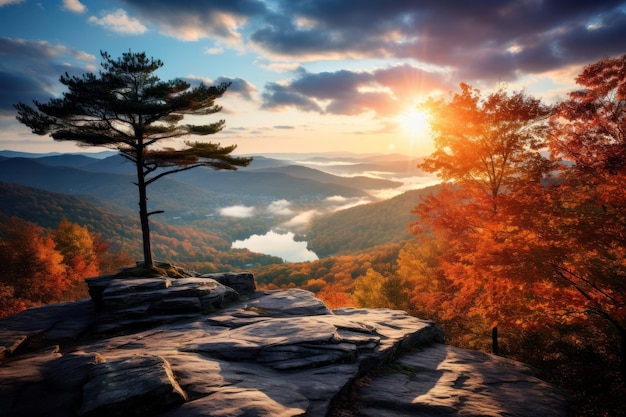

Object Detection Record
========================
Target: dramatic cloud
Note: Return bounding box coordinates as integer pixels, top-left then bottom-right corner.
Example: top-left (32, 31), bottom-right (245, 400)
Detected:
top-left (215, 76), bottom-right (258, 100)
top-left (261, 82), bottom-right (323, 113)
top-left (262, 64), bottom-right (449, 117)
top-left (119, 0), bottom-right (267, 43)
top-left (88, 9), bottom-right (147, 34)
top-left (250, 1), bottom-right (626, 82)
top-left (66, 1), bottom-right (625, 85)
top-left (184, 75), bottom-right (257, 101)
top-left (0, 37), bottom-right (95, 114)
top-left (2, 0), bottom-right (624, 155)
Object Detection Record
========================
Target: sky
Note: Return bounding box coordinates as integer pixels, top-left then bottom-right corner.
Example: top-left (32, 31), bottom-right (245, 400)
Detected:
top-left (1, 0), bottom-right (626, 158)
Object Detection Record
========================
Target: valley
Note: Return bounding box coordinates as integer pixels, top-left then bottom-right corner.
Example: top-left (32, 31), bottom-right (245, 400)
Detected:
top-left (0, 150), bottom-right (438, 264)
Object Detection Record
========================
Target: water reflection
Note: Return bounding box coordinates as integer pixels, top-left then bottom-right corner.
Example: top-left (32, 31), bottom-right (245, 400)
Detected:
top-left (231, 230), bottom-right (318, 262)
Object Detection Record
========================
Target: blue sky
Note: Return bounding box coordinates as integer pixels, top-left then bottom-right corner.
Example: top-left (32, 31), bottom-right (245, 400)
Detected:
top-left (1, 0), bottom-right (625, 157)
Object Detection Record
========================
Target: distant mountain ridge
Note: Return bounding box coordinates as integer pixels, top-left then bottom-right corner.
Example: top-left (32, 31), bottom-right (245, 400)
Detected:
top-left (0, 181), bottom-right (281, 269)
top-left (0, 150), bottom-right (116, 159)
top-left (251, 164), bottom-right (402, 190)
top-left (0, 152), bottom-right (400, 207)
top-left (0, 150), bottom-right (437, 260)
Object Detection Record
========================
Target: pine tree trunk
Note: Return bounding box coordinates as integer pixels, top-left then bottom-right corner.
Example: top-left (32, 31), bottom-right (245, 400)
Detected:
top-left (135, 145), bottom-right (154, 268)
top-left (138, 183), bottom-right (153, 268)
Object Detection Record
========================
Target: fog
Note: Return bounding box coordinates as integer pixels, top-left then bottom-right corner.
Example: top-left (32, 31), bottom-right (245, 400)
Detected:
top-left (219, 205), bottom-right (255, 218)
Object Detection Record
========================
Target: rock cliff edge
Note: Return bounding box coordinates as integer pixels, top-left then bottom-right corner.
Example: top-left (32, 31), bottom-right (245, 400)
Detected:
top-left (0, 272), bottom-right (567, 416)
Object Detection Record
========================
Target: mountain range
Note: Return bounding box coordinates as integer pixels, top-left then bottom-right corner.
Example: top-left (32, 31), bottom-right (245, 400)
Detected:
top-left (0, 150), bottom-right (437, 263)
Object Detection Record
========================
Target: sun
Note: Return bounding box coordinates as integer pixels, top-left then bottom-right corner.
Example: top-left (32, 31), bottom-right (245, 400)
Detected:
top-left (397, 107), bottom-right (431, 138)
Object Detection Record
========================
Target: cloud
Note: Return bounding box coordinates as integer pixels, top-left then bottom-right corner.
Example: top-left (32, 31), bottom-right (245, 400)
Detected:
top-left (261, 64), bottom-right (448, 117)
top-left (219, 205), bottom-right (255, 218)
top-left (119, 0), bottom-right (267, 43)
top-left (267, 199), bottom-right (295, 216)
top-left (0, 0), bottom-right (24, 6)
top-left (88, 9), bottom-right (147, 35)
top-left (325, 195), bottom-right (347, 203)
top-left (180, 75), bottom-right (257, 102)
top-left (0, 37), bottom-right (95, 114)
top-left (324, 195), bottom-right (371, 211)
top-left (62, 0), bottom-right (86, 13)
top-left (261, 82), bottom-right (323, 112)
top-left (258, 61), bottom-right (301, 73)
top-left (204, 46), bottom-right (224, 55)
top-left (249, 1), bottom-right (626, 83)
top-left (215, 76), bottom-right (257, 100)
top-left (281, 210), bottom-right (319, 228)
top-left (90, 1), bottom-right (625, 87)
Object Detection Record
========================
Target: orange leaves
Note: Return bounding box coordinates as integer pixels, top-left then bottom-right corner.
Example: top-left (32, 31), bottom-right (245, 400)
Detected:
top-left (0, 216), bottom-right (125, 317)
top-left (0, 217), bottom-right (66, 306)
top-left (420, 82), bottom-right (550, 201)
top-left (316, 283), bottom-right (356, 310)
top-left (404, 56), bottom-right (626, 373)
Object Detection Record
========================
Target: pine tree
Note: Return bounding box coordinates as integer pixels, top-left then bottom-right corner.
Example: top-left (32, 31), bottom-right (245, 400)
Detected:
top-left (15, 51), bottom-right (252, 268)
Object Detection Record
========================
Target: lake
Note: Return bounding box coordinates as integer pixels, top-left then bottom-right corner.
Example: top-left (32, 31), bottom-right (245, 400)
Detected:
top-left (231, 230), bottom-right (318, 262)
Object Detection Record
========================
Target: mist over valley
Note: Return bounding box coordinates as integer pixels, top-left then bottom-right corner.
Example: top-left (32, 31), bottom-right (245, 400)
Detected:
top-left (0, 150), bottom-right (438, 262)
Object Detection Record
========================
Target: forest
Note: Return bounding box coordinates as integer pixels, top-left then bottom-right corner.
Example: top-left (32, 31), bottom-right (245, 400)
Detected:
top-left (1, 54), bottom-right (624, 416)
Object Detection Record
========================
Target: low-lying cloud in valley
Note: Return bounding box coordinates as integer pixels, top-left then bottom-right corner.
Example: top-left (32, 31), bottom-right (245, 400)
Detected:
top-left (220, 205), bottom-right (255, 218)
top-left (266, 199), bottom-right (295, 216)
top-left (280, 209), bottom-right (320, 229)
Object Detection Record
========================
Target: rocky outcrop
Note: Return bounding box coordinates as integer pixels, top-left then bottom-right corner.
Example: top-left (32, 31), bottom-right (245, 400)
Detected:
top-left (0, 273), bottom-right (567, 416)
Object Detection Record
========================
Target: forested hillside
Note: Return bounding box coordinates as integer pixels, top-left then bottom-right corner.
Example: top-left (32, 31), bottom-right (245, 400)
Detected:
top-left (0, 182), bottom-right (282, 272)
top-left (305, 185), bottom-right (439, 257)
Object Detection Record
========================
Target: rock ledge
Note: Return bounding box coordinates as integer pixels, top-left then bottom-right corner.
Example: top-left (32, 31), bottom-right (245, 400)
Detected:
top-left (0, 273), bottom-right (567, 416)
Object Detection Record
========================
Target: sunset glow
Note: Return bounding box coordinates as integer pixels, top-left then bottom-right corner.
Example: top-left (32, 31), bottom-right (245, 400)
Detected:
top-left (397, 107), bottom-right (431, 140)
top-left (0, 2), bottom-right (624, 157)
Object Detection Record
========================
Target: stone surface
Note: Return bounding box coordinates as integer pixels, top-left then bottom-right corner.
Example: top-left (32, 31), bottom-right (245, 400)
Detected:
top-left (203, 272), bottom-right (256, 296)
top-left (79, 354), bottom-right (187, 416)
top-left (356, 343), bottom-right (568, 417)
top-left (0, 273), bottom-right (567, 417)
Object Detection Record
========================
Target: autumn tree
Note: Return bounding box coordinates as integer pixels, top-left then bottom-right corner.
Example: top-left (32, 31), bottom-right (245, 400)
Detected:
top-left (545, 53), bottom-right (626, 376)
top-left (0, 217), bottom-right (66, 306)
top-left (353, 268), bottom-right (411, 310)
top-left (420, 83), bottom-right (552, 213)
top-left (0, 216), bottom-right (132, 316)
top-left (53, 218), bottom-right (99, 279)
top-left (411, 84), bottom-right (553, 328)
top-left (15, 51), bottom-right (252, 269)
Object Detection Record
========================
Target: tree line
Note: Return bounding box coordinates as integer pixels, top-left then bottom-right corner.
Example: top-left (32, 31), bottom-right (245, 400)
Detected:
top-left (0, 216), bottom-right (132, 317)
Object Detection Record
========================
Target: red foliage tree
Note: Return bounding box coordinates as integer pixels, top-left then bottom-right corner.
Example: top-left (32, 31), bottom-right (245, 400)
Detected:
top-left (546, 53), bottom-right (626, 376)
